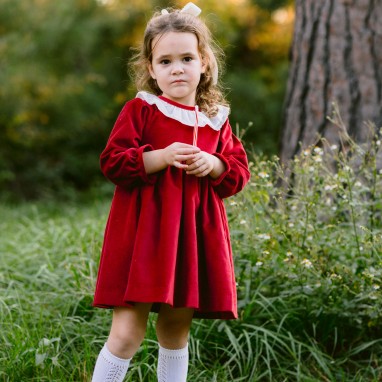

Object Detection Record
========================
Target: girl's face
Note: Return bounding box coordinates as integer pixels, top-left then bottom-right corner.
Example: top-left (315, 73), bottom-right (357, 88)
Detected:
top-left (149, 31), bottom-right (206, 106)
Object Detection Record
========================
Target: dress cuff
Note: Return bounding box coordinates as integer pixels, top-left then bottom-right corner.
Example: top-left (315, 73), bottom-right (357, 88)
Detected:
top-left (210, 153), bottom-right (231, 187)
top-left (138, 144), bottom-right (158, 185)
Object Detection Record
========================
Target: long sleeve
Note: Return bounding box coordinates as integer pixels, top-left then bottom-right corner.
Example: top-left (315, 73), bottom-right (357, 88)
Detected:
top-left (100, 99), bottom-right (158, 189)
top-left (210, 119), bottom-right (250, 198)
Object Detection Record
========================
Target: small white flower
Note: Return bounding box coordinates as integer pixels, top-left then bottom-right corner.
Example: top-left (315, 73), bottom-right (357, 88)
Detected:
top-left (258, 171), bottom-right (269, 179)
top-left (291, 205), bottom-right (297, 211)
top-left (240, 220), bottom-right (247, 225)
top-left (362, 271), bottom-right (375, 279)
top-left (372, 284), bottom-right (380, 290)
top-left (330, 144), bottom-right (338, 150)
top-left (376, 140), bottom-right (381, 146)
top-left (307, 235), bottom-right (313, 241)
top-left (286, 251), bottom-right (293, 257)
top-left (355, 181), bottom-right (362, 187)
top-left (309, 166), bottom-right (315, 172)
top-left (301, 258), bottom-right (313, 268)
top-left (230, 201), bottom-right (237, 206)
top-left (303, 149), bottom-right (310, 156)
top-left (314, 156), bottom-right (323, 163)
top-left (262, 250), bottom-right (270, 255)
top-left (314, 147), bottom-right (323, 155)
top-left (258, 233), bottom-right (271, 240)
top-left (288, 222), bottom-right (294, 228)
top-left (256, 261), bottom-right (263, 267)
top-left (325, 184), bottom-right (337, 191)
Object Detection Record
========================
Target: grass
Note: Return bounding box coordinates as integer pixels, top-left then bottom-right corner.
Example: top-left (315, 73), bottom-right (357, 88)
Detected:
top-left (2, 125), bottom-right (382, 380)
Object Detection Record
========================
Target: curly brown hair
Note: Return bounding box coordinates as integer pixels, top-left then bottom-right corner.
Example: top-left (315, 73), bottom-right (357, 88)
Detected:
top-left (129, 9), bottom-right (228, 117)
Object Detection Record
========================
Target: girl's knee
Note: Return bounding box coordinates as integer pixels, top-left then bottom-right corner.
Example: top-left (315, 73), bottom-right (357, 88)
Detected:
top-left (107, 304), bottom-right (151, 358)
top-left (156, 306), bottom-right (193, 348)
top-left (107, 327), bottom-right (145, 359)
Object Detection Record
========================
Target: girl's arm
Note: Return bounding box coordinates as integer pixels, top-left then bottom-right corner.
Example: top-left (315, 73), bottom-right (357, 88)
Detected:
top-left (100, 100), bottom-right (161, 189)
top-left (185, 119), bottom-right (250, 198)
top-left (210, 120), bottom-right (250, 198)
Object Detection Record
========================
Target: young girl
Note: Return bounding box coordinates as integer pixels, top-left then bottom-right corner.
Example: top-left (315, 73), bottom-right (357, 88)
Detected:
top-left (91, 3), bottom-right (250, 381)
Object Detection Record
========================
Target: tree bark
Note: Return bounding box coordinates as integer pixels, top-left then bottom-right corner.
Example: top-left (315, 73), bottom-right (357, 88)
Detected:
top-left (280, 0), bottom-right (382, 163)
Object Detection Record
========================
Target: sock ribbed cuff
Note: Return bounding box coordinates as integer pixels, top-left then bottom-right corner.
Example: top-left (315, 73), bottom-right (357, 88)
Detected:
top-left (101, 344), bottom-right (132, 365)
top-left (158, 343), bottom-right (188, 358)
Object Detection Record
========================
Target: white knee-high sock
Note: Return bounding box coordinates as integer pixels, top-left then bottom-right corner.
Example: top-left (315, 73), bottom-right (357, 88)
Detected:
top-left (157, 343), bottom-right (189, 382)
top-left (91, 344), bottom-right (131, 382)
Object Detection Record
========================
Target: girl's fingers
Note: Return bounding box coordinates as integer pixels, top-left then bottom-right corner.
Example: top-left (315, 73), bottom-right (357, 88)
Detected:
top-left (186, 163), bottom-right (209, 175)
top-left (195, 168), bottom-right (211, 177)
top-left (175, 148), bottom-right (200, 155)
top-left (175, 154), bottom-right (197, 162)
top-left (173, 161), bottom-right (188, 169)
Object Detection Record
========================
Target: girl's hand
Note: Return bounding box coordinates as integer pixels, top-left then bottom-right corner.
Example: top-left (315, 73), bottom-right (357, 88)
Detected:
top-left (186, 151), bottom-right (225, 178)
top-left (162, 142), bottom-right (200, 169)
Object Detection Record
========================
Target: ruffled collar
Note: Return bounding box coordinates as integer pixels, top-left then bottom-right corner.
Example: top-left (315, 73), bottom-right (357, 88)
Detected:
top-left (136, 91), bottom-right (229, 131)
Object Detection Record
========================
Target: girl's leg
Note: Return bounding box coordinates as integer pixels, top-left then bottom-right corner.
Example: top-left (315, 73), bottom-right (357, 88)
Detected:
top-left (155, 304), bottom-right (194, 382)
top-left (107, 303), bottom-right (152, 359)
top-left (92, 303), bottom-right (152, 382)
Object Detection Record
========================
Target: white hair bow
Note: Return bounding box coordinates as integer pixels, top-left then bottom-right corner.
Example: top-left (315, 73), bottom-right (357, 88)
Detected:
top-left (161, 2), bottom-right (201, 17)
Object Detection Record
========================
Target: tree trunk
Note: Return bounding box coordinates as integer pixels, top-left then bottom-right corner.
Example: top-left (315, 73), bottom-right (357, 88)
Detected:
top-left (280, 0), bottom-right (382, 163)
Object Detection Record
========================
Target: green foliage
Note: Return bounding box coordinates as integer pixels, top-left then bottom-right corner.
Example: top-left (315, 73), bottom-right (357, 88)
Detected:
top-left (0, 0), bottom-right (292, 199)
top-left (2, 125), bottom-right (382, 380)
top-left (226, 124), bottom-right (382, 380)
top-left (227, 63), bottom-right (289, 153)
top-left (0, 0), bottom-right (139, 198)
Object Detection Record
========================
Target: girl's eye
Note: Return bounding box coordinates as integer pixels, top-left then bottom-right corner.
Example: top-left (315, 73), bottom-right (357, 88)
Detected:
top-left (160, 59), bottom-right (170, 65)
top-left (184, 57), bottom-right (193, 62)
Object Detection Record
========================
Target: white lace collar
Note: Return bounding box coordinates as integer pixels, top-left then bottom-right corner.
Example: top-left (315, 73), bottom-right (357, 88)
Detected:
top-left (136, 91), bottom-right (229, 131)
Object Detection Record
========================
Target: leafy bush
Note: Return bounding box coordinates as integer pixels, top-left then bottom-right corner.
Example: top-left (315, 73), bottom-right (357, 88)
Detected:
top-left (223, 122), bottom-right (382, 380)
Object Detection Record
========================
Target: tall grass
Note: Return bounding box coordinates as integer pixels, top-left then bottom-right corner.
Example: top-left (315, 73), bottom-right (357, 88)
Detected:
top-left (1, 125), bottom-right (382, 380)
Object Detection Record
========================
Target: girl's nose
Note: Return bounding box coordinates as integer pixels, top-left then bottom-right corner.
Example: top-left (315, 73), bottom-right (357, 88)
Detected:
top-left (171, 61), bottom-right (184, 74)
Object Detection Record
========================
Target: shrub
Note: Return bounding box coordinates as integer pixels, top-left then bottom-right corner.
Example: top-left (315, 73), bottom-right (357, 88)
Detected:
top-left (222, 122), bottom-right (382, 380)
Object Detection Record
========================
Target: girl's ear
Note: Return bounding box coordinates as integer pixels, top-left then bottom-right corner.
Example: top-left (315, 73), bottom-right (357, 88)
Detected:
top-left (201, 57), bottom-right (207, 74)
top-left (148, 63), bottom-right (156, 79)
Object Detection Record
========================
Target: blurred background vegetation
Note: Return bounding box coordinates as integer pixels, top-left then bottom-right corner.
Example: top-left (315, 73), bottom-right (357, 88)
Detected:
top-left (0, 0), bottom-right (293, 199)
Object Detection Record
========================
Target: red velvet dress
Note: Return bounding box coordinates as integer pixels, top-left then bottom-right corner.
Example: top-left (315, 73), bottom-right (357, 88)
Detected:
top-left (93, 92), bottom-right (250, 319)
